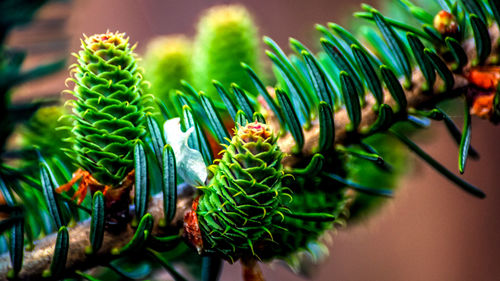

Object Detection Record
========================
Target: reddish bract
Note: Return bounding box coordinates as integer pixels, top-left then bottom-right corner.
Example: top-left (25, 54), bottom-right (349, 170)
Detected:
top-left (56, 169), bottom-right (104, 205)
top-left (466, 66), bottom-right (500, 90)
top-left (471, 93), bottom-right (495, 119)
top-left (56, 169), bottom-right (134, 205)
top-left (466, 67), bottom-right (500, 120)
top-left (184, 197), bottom-right (204, 253)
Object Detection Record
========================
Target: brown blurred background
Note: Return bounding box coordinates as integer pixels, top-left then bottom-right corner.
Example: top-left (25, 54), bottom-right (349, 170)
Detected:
top-left (8, 0), bottom-right (500, 280)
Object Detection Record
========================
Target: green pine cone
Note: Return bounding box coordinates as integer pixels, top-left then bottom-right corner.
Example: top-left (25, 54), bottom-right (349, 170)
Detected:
top-left (142, 35), bottom-right (192, 113)
top-left (66, 32), bottom-right (147, 186)
top-left (196, 121), bottom-right (289, 262)
top-left (192, 4), bottom-right (260, 99)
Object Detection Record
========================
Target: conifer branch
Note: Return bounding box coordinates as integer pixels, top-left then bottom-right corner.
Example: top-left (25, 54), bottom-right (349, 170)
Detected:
top-left (0, 191), bottom-right (194, 281)
top-left (1, 22), bottom-right (496, 281)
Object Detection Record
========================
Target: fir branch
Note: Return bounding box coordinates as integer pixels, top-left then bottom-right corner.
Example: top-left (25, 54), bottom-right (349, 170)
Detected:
top-left (0, 19), bottom-right (497, 281)
top-left (278, 26), bottom-right (498, 166)
top-left (0, 191), bottom-right (194, 281)
top-left (279, 67), bottom-right (466, 166)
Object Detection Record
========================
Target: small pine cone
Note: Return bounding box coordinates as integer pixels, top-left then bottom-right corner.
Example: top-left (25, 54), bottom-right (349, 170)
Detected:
top-left (66, 32), bottom-right (147, 186)
top-left (21, 106), bottom-right (73, 166)
top-left (195, 121), bottom-right (289, 262)
top-left (142, 35), bottom-right (192, 112)
top-left (192, 4), bottom-right (260, 98)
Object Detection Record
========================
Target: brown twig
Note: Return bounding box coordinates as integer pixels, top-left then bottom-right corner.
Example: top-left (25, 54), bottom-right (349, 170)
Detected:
top-left (0, 187), bottom-right (195, 281)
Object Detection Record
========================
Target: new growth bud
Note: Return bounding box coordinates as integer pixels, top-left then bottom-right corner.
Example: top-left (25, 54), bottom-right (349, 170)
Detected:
top-left (434, 10), bottom-right (459, 38)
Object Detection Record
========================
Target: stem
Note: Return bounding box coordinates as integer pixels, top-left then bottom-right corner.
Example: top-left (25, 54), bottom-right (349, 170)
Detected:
top-left (241, 258), bottom-right (264, 281)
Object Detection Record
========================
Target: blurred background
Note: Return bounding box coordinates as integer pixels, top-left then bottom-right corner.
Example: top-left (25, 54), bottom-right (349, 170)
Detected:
top-left (7, 0), bottom-right (500, 280)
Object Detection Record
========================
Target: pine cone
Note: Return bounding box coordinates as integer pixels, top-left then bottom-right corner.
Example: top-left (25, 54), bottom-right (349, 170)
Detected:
top-left (66, 31), bottom-right (147, 186)
top-left (192, 4), bottom-right (260, 98)
top-left (20, 105), bottom-right (73, 168)
top-left (142, 35), bottom-right (192, 113)
top-left (195, 121), bottom-right (289, 262)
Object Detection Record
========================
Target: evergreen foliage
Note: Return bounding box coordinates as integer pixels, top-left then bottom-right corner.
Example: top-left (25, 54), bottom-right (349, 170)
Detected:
top-left (1, 0), bottom-right (499, 280)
